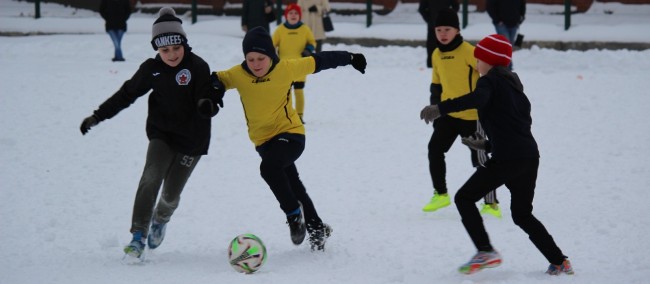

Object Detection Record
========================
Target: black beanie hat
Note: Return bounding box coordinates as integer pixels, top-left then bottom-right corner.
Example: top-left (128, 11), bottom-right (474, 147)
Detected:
top-left (435, 8), bottom-right (460, 29)
top-left (242, 27), bottom-right (278, 61)
top-left (151, 7), bottom-right (188, 50)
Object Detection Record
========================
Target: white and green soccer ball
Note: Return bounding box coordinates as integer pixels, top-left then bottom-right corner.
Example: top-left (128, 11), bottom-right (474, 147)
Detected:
top-left (228, 234), bottom-right (267, 274)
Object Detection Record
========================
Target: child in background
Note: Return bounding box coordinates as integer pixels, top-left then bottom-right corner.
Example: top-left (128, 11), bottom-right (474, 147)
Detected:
top-left (80, 7), bottom-right (222, 259)
top-left (420, 34), bottom-right (573, 276)
top-left (421, 8), bottom-right (500, 218)
top-left (211, 27), bottom-right (366, 251)
top-left (272, 3), bottom-right (317, 124)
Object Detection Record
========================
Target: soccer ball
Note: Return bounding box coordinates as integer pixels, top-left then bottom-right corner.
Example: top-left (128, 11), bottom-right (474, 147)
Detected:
top-left (228, 234), bottom-right (267, 274)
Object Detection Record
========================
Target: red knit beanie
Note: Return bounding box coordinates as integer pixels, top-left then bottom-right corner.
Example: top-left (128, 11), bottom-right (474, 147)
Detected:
top-left (474, 34), bottom-right (512, 67)
top-left (284, 4), bottom-right (302, 21)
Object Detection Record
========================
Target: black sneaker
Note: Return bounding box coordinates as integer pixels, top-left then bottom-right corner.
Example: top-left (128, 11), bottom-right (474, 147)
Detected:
top-left (286, 211), bottom-right (306, 245)
top-left (307, 222), bottom-right (332, 251)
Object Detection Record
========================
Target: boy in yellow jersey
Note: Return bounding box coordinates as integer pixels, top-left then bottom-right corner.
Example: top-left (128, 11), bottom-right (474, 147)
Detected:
top-left (421, 8), bottom-right (500, 218)
top-left (211, 27), bottom-right (366, 251)
top-left (272, 3), bottom-right (317, 124)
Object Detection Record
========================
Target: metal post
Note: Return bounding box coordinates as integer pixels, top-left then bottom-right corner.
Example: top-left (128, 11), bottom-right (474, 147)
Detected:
top-left (462, 0), bottom-right (468, 29)
top-left (35, 0), bottom-right (41, 19)
top-left (192, 0), bottom-right (197, 24)
top-left (276, 0), bottom-right (282, 25)
top-left (564, 0), bottom-right (571, 30)
top-left (366, 0), bottom-right (372, 27)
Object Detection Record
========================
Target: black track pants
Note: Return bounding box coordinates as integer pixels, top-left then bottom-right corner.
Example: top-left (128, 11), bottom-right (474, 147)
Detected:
top-left (428, 116), bottom-right (496, 203)
top-left (454, 158), bottom-right (566, 265)
top-left (256, 133), bottom-right (322, 226)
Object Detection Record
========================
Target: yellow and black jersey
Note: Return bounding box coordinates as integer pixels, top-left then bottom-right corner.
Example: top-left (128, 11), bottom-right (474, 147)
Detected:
top-left (432, 41), bottom-right (480, 121)
top-left (216, 57), bottom-right (316, 146)
top-left (272, 23), bottom-right (316, 82)
top-left (272, 23), bottom-right (317, 60)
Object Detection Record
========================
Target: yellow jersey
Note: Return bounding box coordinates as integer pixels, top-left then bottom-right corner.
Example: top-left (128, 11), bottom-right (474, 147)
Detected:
top-left (215, 57), bottom-right (316, 146)
top-left (272, 23), bottom-right (317, 60)
top-left (431, 41), bottom-right (480, 121)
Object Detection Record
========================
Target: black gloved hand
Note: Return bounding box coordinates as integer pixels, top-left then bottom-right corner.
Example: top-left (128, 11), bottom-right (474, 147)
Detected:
top-left (309, 5), bottom-right (317, 12)
top-left (301, 48), bottom-right (313, 57)
top-left (80, 115), bottom-right (99, 135)
top-left (197, 99), bottom-right (219, 118)
top-left (420, 105), bottom-right (440, 124)
top-left (210, 73), bottom-right (225, 108)
top-left (350, 53), bottom-right (367, 74)
top-left (461, 132), bottom-right (487, 151)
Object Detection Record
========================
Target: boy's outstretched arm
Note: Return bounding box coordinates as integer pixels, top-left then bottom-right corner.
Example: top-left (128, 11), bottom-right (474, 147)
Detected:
top-left (311, 51), bottom-right (366, 74)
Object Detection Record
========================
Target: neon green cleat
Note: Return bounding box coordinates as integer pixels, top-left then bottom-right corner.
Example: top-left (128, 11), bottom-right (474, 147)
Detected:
top-left (480, 203), bottom-right (502, 218)
top-left (422, 193), bottom-right (451, 212)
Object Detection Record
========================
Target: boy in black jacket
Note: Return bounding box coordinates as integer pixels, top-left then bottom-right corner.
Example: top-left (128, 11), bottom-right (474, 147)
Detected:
top-left (420, 34), bottom-right (573, 276)
top-left (80, 7), bottom-right (222, 259)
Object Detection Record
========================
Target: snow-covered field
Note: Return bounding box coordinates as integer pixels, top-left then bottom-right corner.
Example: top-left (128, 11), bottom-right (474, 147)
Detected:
top-left (1, 1), bottom-right (650, 283)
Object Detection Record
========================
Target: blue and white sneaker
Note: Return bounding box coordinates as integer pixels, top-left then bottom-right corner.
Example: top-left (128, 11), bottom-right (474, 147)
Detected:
top-left (124, 231), bottom-right (146, 258)
top-left (148, 221), bottom-right (167, 249)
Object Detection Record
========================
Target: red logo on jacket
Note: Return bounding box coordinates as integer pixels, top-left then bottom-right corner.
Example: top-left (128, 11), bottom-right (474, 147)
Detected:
top-left (176, 69), bottom-right (191, 85)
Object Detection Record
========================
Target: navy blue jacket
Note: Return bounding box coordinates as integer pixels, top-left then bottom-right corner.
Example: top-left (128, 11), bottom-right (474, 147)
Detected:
top-left (438, 66), bottom-right (539, 161)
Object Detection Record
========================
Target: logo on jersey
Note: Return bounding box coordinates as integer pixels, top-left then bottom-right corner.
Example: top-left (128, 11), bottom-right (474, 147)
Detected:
top-left (176, 69), bottom-right (191, 85)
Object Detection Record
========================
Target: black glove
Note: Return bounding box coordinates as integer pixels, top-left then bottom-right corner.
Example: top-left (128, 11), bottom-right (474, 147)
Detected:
top-left (80, 115), bottom-right (99, 135)
top-left (420, 105), bottom-right (440, 124)
top-left (301, 49), bottom-right (312, 57)
top-left (210, 73), bottom-right (225, 108)
top-left (350, 53), bottom-right (366, 74)
top-left (197, 98), bottom-right (219, 118)
top-left (461, 132), bottom-right (487, 151)
top-left (309, 5), bottom-right (317, 12)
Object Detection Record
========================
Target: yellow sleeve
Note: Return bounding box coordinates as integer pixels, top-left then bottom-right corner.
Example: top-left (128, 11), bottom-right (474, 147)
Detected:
top-left (431, 49), bottom-right (441, 84)
top-left (286, 57), bottom-right (316, 79)
top-left (304, 25), bottom-right (317, 48)
top-left (214, 67), bottom-right (239, 91)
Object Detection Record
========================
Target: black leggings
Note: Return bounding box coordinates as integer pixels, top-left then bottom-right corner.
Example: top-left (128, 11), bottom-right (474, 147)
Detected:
top-left (428, 116), bottom-right (496, 203)
top-left (455, 158), bottom-right (566, 265)
top-left (256, 133), bottom-right (321, 226)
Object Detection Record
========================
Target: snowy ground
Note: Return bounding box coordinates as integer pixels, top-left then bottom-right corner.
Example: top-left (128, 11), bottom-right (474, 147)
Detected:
top-left (1, 1), bottom-right (650, 284)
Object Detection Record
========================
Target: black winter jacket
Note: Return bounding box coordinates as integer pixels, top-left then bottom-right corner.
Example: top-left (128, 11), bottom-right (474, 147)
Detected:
top-left (242, 0), bottom-right (273, 32)
top-left (487, 0), bottom-right (526, 28)
top-left (99, 0), bottom-right (131, 31)
top-left (438, 66), bottom-right (539, 161)
top-left (93, 50), bottom-right (217, 156)
top-left (418, 0), bottom-right (459, 26)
